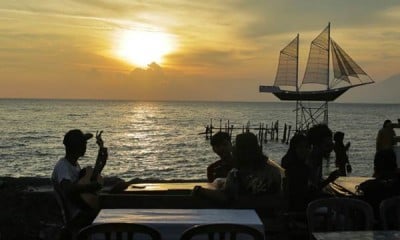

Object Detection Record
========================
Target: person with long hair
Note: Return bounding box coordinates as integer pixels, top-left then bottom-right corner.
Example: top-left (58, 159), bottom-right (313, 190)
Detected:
top-left (193, 132), bottom-right (281, 203)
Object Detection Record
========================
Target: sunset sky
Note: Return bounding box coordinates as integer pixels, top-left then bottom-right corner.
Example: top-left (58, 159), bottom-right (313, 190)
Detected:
top-left (1, 0), bottom-right (400, 101)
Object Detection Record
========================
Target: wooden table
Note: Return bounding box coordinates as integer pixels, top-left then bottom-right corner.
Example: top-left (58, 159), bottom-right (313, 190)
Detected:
top-left (94, 208), bottom-right (265, 240)
top-left (124, 182), bottom-right (216, 193)
top-left (329, 176), bottom-right (373, 196)
top-left (100, 182), bottom-right (218, 209)
top-left (313, 231), bottom-right (400, 240)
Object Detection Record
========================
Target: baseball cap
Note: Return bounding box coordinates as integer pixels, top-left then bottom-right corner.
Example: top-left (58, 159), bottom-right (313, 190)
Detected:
top-left (63, 129), bottom-right (93, 146)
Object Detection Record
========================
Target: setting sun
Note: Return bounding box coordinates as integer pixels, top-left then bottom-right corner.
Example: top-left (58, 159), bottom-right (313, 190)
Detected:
top-left (115, 29), bottom-right (175, 67)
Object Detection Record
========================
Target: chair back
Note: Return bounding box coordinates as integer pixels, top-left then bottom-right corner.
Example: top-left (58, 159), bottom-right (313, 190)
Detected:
top-left (180, 223), bottom-right (264, 240)
top-left (306, 197), bottom-right (374, 232)
top-left (380, 196), bottom-right (400, 230)
top-left (77, 223), bottom-right (162, 240)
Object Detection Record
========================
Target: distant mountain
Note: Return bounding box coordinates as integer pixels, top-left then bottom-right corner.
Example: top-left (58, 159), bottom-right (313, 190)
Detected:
top-left (339, 74), bottom-right (400, 103)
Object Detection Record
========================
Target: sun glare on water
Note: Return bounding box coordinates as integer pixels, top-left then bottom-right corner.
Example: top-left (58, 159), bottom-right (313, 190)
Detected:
top-left (115, 29), bottom-right (175, 67)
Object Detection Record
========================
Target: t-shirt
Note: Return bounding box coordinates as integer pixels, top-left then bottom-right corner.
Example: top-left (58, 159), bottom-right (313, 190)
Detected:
top-left (223, 162), bottom-right (281, 199)
top-left (51, 157), bottom-right (82, 218)
top-left (51, 157), bottom-right (81, 184)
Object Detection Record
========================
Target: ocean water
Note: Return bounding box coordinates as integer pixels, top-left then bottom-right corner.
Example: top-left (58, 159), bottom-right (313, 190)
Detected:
top-left (0, 99), bottom-right (398, 180)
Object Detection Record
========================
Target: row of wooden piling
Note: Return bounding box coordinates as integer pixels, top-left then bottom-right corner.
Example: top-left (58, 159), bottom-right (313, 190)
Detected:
top-left (201, 119), bottom-right (293, 145)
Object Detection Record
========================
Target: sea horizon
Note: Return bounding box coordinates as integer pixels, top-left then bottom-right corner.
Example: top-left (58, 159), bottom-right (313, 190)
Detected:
top-left (1, 97), bottom-right (399, 105)
top-left (1, 99), bottom-right (399, 180)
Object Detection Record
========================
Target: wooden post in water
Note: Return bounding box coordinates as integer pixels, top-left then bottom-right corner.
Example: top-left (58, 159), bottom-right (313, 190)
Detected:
top-left (282, 123), bottom-right (287, 143)
top-left (205, 125), bottom-right (210, 140)
top-left (286, 125), bottom-right (292, 144)
top-left (275, 120), bottom-right (279, 141)
top-left (264, 124), bottom-right (268, 143)
top-left (270, 121), bottom-right (274, 140)
top-left (210, 119), bottom-right (213, 138)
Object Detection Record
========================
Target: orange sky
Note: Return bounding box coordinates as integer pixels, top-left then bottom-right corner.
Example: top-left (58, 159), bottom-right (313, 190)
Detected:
top-left (1, 1), bottom-right (400, 102)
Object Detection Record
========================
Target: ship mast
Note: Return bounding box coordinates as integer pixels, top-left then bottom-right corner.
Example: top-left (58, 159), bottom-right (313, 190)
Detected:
top-left (295, 34), bottom-right (299, 130)
top-left (327, 22), bottom-right (331, 91)
top-left (324, 22), bottom-right (331, 124)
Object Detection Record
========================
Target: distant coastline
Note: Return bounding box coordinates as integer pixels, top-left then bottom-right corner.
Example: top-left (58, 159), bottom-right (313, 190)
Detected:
top-left (1, 97), bottom-right (400, 105)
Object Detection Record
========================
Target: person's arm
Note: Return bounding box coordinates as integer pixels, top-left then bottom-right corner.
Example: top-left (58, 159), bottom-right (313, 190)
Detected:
top-left (316, 170), bottom-right (340, 190)
top-left (192, 186), bottom-right (229, 204)
top-left (345, 142), bottom-right (351, 151)
top-left (206, 164), bottom-right (215, 183)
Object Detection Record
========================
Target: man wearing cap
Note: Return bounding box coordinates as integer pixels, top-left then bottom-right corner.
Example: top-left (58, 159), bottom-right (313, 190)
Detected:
top-left (51, 129), bottom-right (107, 230)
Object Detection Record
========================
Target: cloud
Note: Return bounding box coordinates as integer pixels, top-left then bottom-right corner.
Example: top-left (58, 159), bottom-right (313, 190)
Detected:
top-left (381, 5), bottom-right (400, 20)
top-left (128, 62), bottom-right (165, 82)
top-left (1, 0), bottom-right (400, 101)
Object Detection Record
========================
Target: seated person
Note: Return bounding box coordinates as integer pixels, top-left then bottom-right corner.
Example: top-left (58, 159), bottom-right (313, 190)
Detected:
top-left (207, 131), bottom-right (234, 182)
top-left (194, 132), bottom-right (281, 204)
top-left (358, 149), bottom-right (400, 221)
top-left (284, 133), bottom-right (339, 211)
top-left (51, 129), bottom-right (108, 231)
top-left (306, 124), bottom-right (339, 188)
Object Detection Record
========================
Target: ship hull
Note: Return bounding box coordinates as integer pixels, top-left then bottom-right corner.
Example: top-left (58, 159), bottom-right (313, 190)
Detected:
top-left (260, 85), bottom-right (351, 101)
top-left (273, 87), bottom-right (350, 101)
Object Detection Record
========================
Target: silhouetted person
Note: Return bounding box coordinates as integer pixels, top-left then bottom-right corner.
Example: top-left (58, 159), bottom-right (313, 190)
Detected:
top-left (358, 149), bottom-right (400, 222)
top-left (207, 132), bottom-right (233, 182)
top-left (306, 124), bottom-right (338, 187)
top-left (51, 129), bottom-right (108, 233)
top-left (283, 133), bottom-right (311, 210)
top-left (194, 132), bottom-right (281, 203)
top-left (376, 120), bottom-right (398, 152)
top-left (225, 132), bottom-right (281, 197)
top-left (333, 131), bottom-right (351, 176)
top-left (284, 133), bottom-right (339, 211)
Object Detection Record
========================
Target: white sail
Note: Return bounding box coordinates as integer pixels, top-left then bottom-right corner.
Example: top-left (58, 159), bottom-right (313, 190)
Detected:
top-left (274, 35), bottom-right (298, 88)
top-left (330, 39), bottom-right (370, 87)
top-left (302, 25), bottom-right (330, 86)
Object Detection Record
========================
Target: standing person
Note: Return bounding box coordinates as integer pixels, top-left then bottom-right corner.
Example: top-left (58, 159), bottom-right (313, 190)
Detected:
top-left (206, 131), bottom-right (233, 182)
top-left (306, 124), bottom-right (339, 187)
top-left (51, 129), bottom-right (108, 232)
top-left (376, 120), bottom-right (399, 152)
top-left (333, 131), bottom-right (352, 176)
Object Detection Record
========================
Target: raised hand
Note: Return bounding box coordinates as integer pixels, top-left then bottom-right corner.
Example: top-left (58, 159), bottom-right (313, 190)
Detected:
top-left (96, 130), bottom-right (104, 149)
top-left (92, 130), bottom-right (107, 181)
